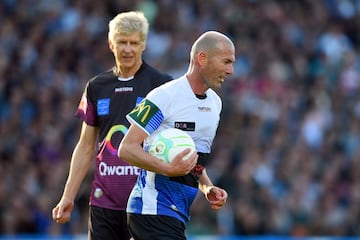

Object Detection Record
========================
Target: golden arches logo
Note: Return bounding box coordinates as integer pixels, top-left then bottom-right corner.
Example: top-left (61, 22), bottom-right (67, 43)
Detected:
top-left (130, 101), bottom-right (151, 123)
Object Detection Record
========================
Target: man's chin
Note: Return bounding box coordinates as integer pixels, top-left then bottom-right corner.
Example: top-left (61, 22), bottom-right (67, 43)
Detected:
top-left (121, 63), bottom-right (135, 70)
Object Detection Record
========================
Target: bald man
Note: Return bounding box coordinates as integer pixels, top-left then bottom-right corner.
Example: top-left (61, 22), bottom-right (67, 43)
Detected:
top-left (118, 31), bottom-right (235, 240)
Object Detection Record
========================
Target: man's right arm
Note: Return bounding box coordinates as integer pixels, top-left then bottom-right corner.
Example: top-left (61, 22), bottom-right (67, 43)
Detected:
top-left (52, 122), bottom-right (98, 224)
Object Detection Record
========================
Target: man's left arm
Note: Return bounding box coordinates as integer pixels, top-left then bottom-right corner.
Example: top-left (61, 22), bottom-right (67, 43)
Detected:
top-left (198, 168), bottom-right (228, 210)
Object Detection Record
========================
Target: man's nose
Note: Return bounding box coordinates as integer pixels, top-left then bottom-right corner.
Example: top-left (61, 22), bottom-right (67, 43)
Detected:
top-left (226, 64), bottom-right (234, 75)
top-left (124, 43), bottom-right (131, 51)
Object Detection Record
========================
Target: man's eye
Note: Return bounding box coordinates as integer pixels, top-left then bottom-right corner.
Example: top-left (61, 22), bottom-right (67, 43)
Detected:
top-left (117, 42), bottom-right (140, 46)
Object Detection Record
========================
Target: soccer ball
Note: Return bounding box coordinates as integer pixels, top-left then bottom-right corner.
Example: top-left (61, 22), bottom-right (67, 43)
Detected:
top-left (149, 128), bottom-right (196, 163)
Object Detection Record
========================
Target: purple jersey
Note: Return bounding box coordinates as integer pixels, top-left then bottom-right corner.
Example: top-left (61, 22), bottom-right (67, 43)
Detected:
top-left (76, 62), bottom-right (172, 210)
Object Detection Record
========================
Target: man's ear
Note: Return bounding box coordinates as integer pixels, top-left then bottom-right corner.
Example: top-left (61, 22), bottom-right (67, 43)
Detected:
top-left (141, 40), bottom-right (146, 52)
top-left (197, 52), bottom-right (207, 66)
top-left (108, 38), bottom-right (114, 51)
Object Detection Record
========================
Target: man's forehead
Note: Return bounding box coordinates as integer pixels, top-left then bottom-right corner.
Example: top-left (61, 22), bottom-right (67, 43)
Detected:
top-left (114, 31), bottom-right (142, 40)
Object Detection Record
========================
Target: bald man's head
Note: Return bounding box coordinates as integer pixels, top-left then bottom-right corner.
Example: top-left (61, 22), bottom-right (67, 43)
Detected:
top-left (190, 31), bottom-right (234, 60)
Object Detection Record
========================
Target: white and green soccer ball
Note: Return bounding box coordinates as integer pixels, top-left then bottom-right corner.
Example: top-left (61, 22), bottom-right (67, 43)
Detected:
top-left (149, 128), bottom-right (196, 163)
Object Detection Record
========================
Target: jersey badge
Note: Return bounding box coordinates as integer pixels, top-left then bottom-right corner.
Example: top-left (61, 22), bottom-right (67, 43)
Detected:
top-left (97, 98), bottom-right (110, 116)
top-left (174, 122), bottom-right (195, 131)
top-left (94, 188), bottom-right (103, 198)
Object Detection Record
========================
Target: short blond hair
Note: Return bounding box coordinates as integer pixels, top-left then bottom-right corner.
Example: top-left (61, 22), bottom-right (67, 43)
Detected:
top-left (108, 11), bottom-right (149, 42)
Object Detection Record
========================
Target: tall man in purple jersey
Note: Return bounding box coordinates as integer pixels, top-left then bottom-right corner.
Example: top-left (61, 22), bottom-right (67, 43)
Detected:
top-left (52, 11), bottom-right (172, 239)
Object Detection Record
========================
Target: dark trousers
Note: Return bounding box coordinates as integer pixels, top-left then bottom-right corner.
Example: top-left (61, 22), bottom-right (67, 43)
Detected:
top-left (89, 205), bottom-right (131, 240)
top-left (128, 213), bottom-right (186, 240)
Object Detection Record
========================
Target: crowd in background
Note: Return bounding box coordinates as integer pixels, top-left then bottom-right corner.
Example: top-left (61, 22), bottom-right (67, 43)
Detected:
top-left (1, 0), bottom-right (360, 237)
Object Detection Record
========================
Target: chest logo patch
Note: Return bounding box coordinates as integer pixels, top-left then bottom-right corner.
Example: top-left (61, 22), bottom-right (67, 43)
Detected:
top-left (97, 98), bottom-right (110, 116)
top-left (198, 106), bottom-right (211, 112)
top-left (174, 122), bottom-right (195, 131)
top-left (115, 86), bottom-right (133, 93)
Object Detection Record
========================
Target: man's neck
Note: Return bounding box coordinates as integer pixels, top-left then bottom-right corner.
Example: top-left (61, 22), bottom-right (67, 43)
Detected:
top-left (116, 61), bottom-right (143, 78)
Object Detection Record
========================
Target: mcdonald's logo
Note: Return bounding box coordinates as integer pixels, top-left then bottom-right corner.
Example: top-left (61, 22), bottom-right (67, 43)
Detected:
top-left (127, 99), bottom-right (162, 131)
top-left (130, 100), bottom-right (151, 123)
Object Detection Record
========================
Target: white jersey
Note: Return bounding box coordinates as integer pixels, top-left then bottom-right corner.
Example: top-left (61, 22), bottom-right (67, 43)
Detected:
top-left (126, 75), bottom-right (222, 223)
